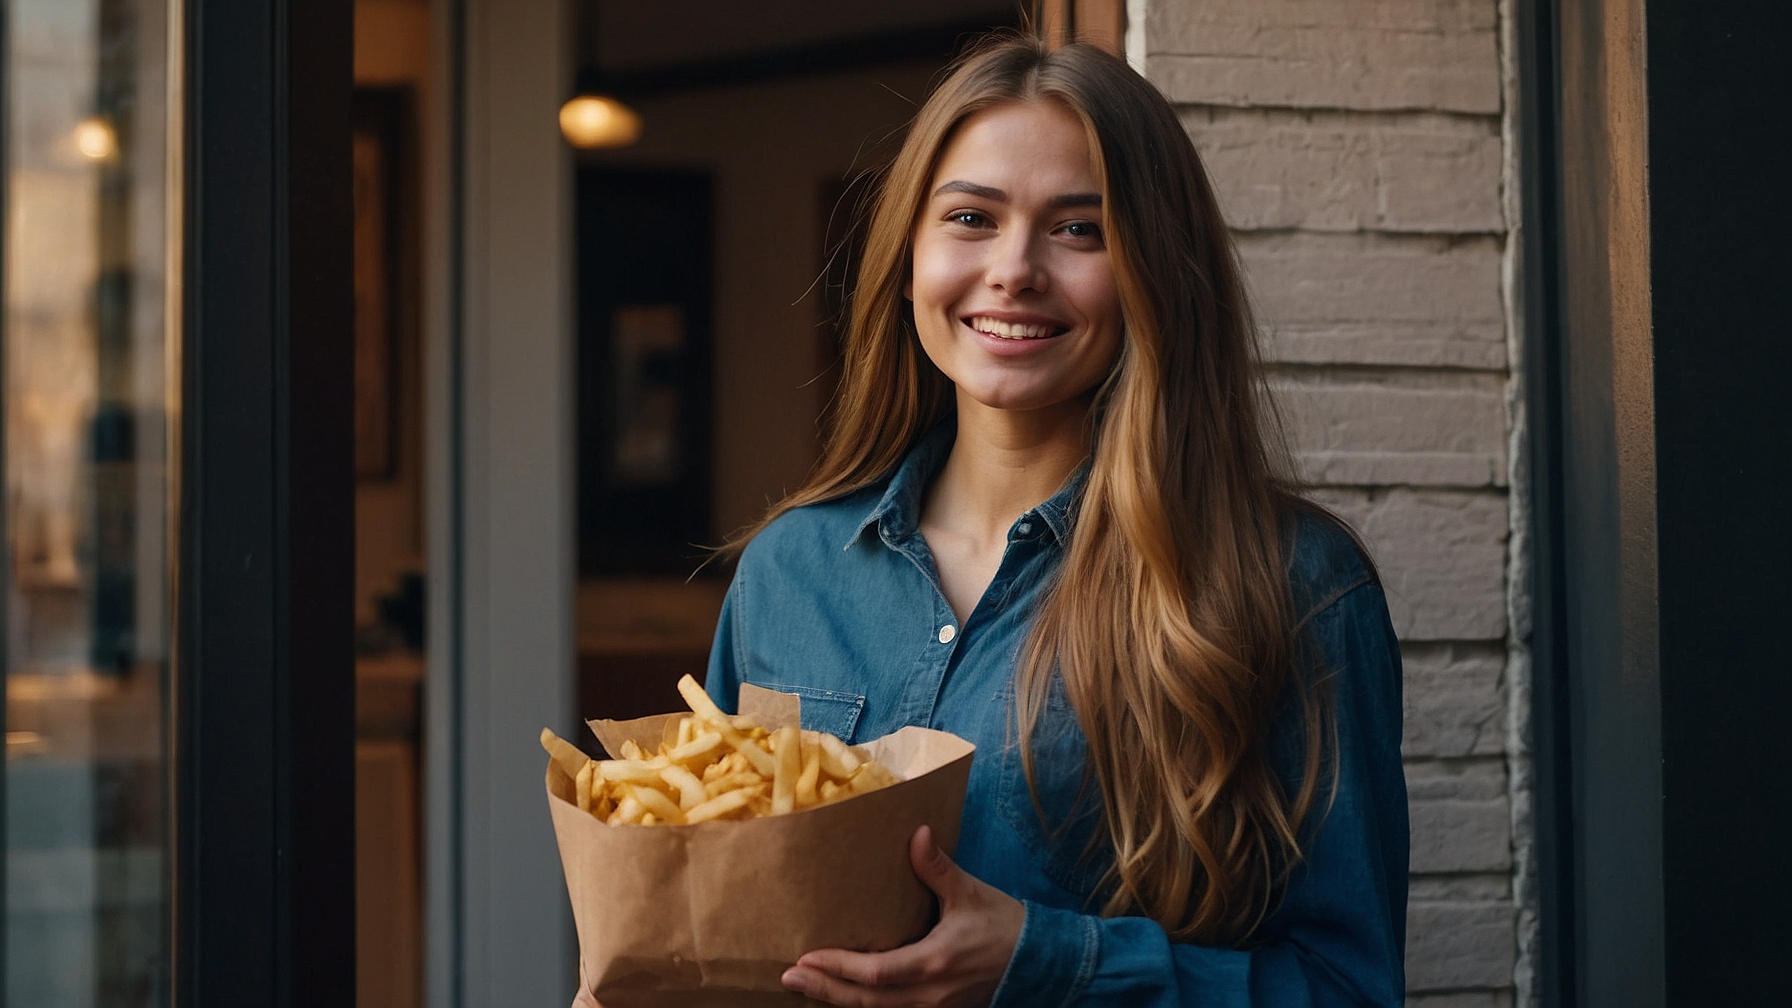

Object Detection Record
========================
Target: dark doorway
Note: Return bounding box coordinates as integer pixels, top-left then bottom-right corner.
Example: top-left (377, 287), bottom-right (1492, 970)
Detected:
top-left (577, 168), bottom-right (715, 578)
top-left (567, 3), bottom-right (1019, 728)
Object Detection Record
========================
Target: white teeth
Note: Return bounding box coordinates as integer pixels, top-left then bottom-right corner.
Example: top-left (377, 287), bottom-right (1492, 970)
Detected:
top-left (967, 316), bottom-right (1064, 340)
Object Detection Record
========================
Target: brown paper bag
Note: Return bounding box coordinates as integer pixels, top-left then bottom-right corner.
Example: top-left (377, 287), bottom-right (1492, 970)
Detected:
top-left (546, 684), bottom-right (976, 1007)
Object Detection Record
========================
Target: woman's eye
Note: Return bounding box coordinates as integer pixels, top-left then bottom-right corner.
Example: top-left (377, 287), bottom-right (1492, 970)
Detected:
top-left (947, 210), bottom-right (990, 228)
top-left (1059, 220), bottom-right (1102, 240)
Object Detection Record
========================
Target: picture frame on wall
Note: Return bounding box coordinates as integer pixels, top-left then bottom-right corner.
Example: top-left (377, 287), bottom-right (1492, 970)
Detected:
top-left (576, 168), bottom-right (715, 577)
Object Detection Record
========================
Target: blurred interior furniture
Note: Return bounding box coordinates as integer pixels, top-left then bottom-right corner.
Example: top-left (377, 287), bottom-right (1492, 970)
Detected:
top-left (577, 579), bottom-right (727, 733)
top-left (576, 167), bottom-right (715, 578)
top-left (352, 62), bottom-right (427, 1008)
top-left (356, 654), bottom-right (424, 1008)
top-left (574, 166), bottom-right (724, 734)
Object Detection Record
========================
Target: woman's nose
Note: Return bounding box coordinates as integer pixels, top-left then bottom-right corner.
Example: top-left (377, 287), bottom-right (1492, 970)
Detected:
top-left (985, 231), bottom-right (1047, 295)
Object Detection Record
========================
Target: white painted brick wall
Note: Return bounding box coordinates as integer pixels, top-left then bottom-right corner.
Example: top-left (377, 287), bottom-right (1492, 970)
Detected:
top-left (1147, 0), bottom-right (1501, 112)
top-left (1311, 488), bottom-right (1509, 640)
top-left (1271, 370), bottom-right (1508, 487)
top-left (1184, 109), bottom-right (1504, 232)
top-left (1406, 901), bottom-right (1517, 989)
top-left (1240, 233), bottom-right (1507, 369)
top-left (1139, 0), bottom-right (1526, 1001)
top-left (1408, 994), bottom-right (1515, 1008)
top-left (1401, 644), bottom-right (1506, 757)
top-left (1405, 760), bottom-right (1511, 874)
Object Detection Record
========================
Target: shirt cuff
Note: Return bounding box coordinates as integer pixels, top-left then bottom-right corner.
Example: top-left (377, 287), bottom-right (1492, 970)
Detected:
top-left (989, 900), bottom-right (1101, 1008)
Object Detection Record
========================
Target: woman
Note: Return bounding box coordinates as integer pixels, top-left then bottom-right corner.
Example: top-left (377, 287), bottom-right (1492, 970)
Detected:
top-left (590, 35), bottom-right (1408, 1008)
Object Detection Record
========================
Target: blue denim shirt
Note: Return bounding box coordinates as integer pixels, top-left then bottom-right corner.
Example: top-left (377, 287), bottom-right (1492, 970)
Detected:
top-left (705, 424), bottom-right (1409, 1007)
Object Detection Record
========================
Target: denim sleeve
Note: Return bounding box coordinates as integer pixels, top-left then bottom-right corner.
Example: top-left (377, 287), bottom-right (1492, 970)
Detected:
top-left (704, 578), bottom-right (746, 713)
top-left (988, 583), bottom-right (1409, 1008)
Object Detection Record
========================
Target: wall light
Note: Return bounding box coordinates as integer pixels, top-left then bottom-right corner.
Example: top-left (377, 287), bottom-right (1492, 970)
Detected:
top-left (559, 93), bottom-right (641, 150)
top-left (73, 116), bottom-right (118, 162)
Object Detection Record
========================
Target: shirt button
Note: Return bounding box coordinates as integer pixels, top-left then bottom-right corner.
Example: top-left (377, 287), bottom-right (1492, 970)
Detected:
top-left (1017, 522), bottom-right (1033, 535)
top-left (938, 624), bottom-right (956, 644)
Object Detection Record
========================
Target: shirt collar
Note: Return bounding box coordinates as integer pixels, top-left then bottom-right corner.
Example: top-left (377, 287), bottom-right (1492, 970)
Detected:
top-left (1032, 457), bottom-right (1090, 543)
top-left (846, 419), bottom-right (957, 550)
top-left (844, 419), bottom-right (1092, 550)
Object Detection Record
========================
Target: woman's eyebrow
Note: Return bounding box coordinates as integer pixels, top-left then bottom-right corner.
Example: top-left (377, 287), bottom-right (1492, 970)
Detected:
top-left (931, 180), bottom-right (1103, 210)
top-left (933, 180), bottom-right (1006, 200)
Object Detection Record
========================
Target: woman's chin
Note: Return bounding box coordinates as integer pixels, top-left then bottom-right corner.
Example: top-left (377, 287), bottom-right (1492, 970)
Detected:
top-left (954, 380), bottom-right (1090, 417)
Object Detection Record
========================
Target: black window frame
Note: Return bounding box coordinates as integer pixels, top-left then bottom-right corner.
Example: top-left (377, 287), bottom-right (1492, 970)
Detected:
top-left (1523, 0), bottom-right (1792, 1004)
top-left (173, 0), bottom-right (356, 1004)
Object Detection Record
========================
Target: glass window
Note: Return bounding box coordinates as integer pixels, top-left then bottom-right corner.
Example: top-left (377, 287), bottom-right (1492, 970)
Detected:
top-left (4, 0), bottom-right (177, 1003)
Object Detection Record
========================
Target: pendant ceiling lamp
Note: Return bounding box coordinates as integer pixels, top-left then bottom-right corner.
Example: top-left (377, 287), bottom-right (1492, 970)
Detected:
top-left (561, 9), bottom-right (640, 150)
top-left (560, 92), bottom-right (641, 149)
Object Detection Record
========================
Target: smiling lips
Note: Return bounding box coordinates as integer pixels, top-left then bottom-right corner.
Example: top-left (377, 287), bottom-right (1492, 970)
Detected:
top-left (966, 315), bottom-right (1070, 340)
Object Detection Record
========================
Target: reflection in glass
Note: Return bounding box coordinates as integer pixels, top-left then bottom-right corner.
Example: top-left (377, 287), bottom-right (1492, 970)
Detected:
top-left (5, 0), bottom-right (176, 1004)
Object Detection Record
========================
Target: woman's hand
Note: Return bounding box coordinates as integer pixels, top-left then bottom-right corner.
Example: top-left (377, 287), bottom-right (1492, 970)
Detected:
top-left (781, 825), bottom-right (1025, 1008)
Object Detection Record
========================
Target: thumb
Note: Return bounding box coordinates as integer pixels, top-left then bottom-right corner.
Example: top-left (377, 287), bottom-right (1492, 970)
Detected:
top-left (909, 824), bottom-right (971, 905)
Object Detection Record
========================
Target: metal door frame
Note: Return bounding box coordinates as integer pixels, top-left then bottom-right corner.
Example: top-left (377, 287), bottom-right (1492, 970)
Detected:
top-left (1522, 0), bottom-right (1792, 1004)
top-left (424, 0), bottom-right (579, 1003)
top-left (175, 0), bottom-right (357, 1003)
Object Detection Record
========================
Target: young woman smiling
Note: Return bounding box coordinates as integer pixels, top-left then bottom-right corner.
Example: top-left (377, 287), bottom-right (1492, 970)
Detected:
top-left (577, 35), bottom-right (1407, 1008)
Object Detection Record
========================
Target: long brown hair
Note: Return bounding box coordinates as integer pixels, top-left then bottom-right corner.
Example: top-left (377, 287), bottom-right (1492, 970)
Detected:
top-left (729, 36), bottom-right (1327, 945)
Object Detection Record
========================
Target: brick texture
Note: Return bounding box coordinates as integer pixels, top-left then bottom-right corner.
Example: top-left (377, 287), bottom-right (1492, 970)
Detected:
top-left (1185, 108), bottom-right (1504, 233)
top-left (1309, 488), bottom-right (1508, 641)
top-left (1240, 232), bottom-right (1506, 369)
top-left (1272, 369), bottom-right (1508, 487)
top-left (1147, 0), bottom-right (1501, 112)
top-left (1408, 993), bottom-right (1514, 1008)
top-left (1143, 0), bottom-right (1524, 1000)
top-left (1406, 901), bottom-right (1517, 991)
top-left (1406, 759), bottom-right (1511, 873)
top-left (1402, 643), bottom-right (1506, 757)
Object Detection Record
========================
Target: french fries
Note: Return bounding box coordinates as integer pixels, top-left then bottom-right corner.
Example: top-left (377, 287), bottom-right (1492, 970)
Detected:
top-left (540, 674), bottom-right (900, 826)
top-left (541, 726), bottom-right (591, 781)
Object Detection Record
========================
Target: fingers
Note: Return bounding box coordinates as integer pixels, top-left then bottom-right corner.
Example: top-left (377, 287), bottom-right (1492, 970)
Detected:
top-left (795, 938), bottom-right (943, 989)
top-left (783, 963), bottom-right (953, 1008)
top-left (781, 827), bottom-right (982, 1005)
top-left (781, 964), bottom-right (879, 1007)
top-left (908, 824), bottom-right (971, 905)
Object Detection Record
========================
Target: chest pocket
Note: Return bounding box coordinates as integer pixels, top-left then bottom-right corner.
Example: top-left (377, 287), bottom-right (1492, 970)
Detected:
top-left (751, 681), bottom-right (867, 744)
top-left (995, 677), bottom-right (1112, 902)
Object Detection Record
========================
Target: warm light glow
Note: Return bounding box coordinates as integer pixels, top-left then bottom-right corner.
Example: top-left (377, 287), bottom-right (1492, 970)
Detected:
top-left (7, 731), bottom-right (48, 756)
top-left (73, 116), bottom-right (117, 162)
top-left (559, 94), bottom-right (642, 149)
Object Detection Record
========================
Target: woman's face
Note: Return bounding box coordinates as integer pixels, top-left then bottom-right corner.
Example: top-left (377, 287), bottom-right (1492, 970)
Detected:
top-left (908, 99), bottom-right (1122, 415)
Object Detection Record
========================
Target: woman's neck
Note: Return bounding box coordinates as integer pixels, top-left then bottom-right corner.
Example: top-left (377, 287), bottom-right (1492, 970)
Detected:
top-left (923, 390), bottom-right (1091, 547)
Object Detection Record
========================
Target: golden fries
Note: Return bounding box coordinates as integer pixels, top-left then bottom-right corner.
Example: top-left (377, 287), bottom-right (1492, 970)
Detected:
top-left (678, 675), bottom-right (778, 777)
top-left (543, 675), bottom-right (900, 826)
top-left (795, 734), bottom-right (821, 808)
top-left (658, 764), bottom-right (707, 810)
top-left (575, 761), bottom-right (596, 814)
top-left (540, 727), bottom-right (592, 781)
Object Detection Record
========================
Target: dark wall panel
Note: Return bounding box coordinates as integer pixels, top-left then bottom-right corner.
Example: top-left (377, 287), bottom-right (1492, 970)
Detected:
top-left (178, 0), bottom-right (355, 1003)
top-left (1647, 1), bottom-right (1792, 1002)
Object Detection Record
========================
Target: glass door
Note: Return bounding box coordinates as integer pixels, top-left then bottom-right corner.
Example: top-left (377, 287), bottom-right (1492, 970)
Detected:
top-left (3, 1), bottom-right (358, 1004)
top-left (4, 0), bottom-right (178, 1003)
